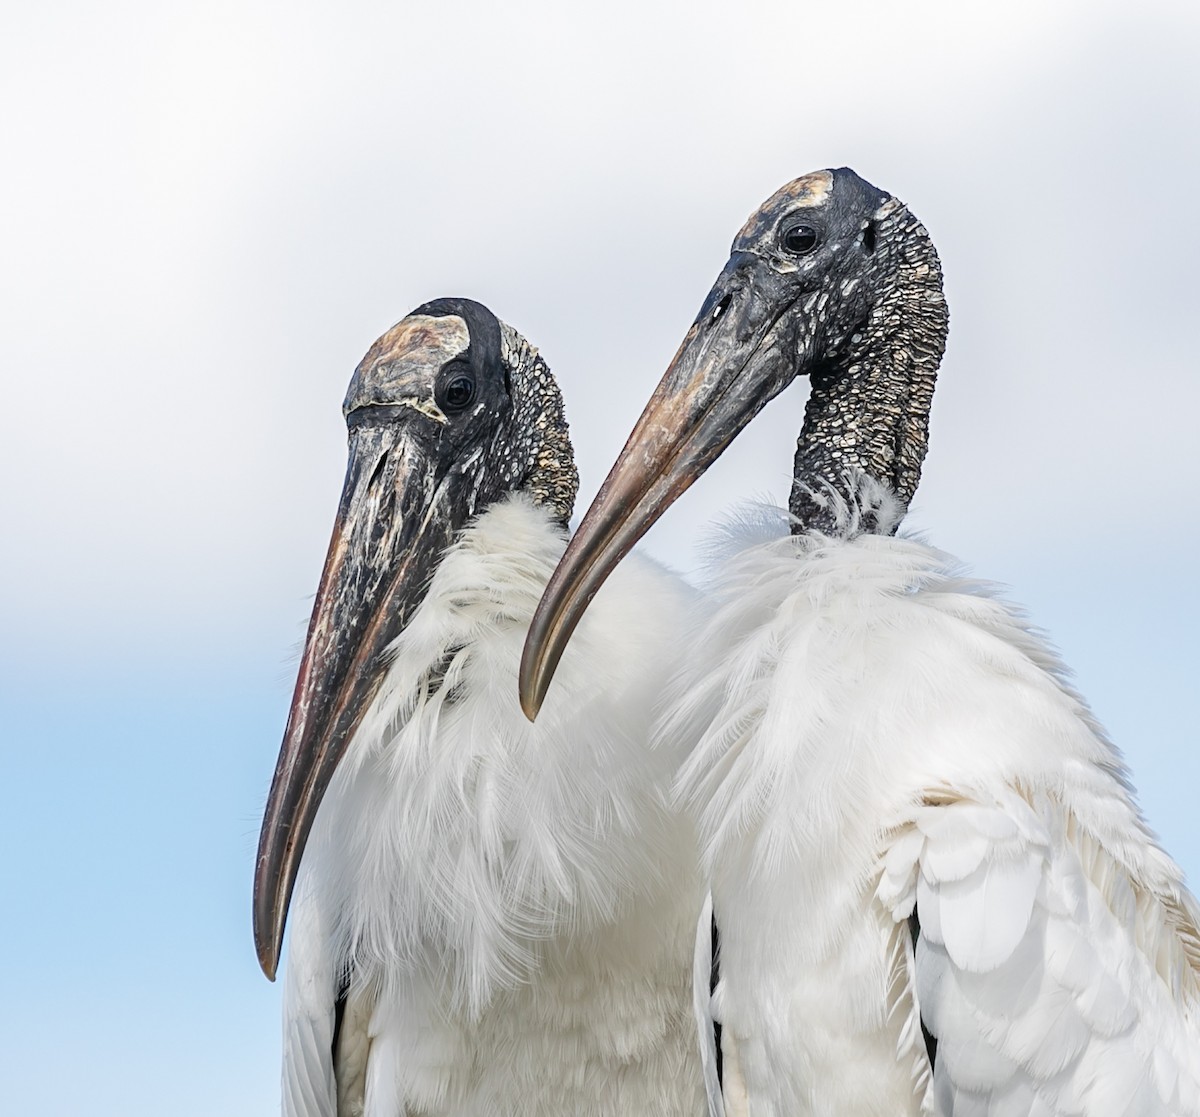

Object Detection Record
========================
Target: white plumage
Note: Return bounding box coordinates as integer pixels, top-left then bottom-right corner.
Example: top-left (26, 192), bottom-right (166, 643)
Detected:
top-left (671, 489), bottom-right (1200, 1115)
top-left (283, 495), bottom-right (705, 1116)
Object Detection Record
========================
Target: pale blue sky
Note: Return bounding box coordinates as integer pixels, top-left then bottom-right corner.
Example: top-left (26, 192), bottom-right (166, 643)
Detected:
top-left (2, 2), bottom-right (1198, 1112)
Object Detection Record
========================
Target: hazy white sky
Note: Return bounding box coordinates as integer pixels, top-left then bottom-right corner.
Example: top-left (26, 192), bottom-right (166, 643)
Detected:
top-left (2, 2), bottom-right (1197, 1113)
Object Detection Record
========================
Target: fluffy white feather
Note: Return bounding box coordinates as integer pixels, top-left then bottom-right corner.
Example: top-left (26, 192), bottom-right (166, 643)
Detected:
top-left (283, 494), bottom-right (705, 1116)
top-left (282, 868), bottom-right (337, 1117)
top-left (668, 490), bottom-right (1200, 1116)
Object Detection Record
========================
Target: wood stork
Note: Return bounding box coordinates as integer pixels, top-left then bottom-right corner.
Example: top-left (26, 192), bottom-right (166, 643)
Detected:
top-left (520, 170), bottom-right (1200, 1114)
top-left (254, 299), bottom-right (705, 1116)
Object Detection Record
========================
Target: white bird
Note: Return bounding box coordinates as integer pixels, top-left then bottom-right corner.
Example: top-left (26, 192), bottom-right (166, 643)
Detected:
top-left (520, 170), bottom-right (1200, 1115)
top-left (255, 299), bottom-right (705, 1116)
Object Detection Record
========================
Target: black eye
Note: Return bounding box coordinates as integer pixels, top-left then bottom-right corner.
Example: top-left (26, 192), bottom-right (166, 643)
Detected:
top-left (438, 364), bottom-right (476, 413)
top-left (782, 223), bottom-right (820, 255)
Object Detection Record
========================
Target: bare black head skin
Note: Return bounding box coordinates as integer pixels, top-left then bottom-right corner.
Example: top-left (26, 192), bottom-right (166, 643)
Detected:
top-left (520, 168), bottom-right (949, 719)
top-left (254, 298), bottom-right (577, 978)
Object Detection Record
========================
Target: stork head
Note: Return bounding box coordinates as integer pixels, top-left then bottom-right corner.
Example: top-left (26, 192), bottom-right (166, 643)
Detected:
top-left (519, 168), bottom-right (948, 719)
top-left (254, 298), bottom-right (576, 979)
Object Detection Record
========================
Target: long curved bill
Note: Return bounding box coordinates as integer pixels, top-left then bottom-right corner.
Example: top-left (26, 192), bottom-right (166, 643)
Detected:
top-left (253, 420), bottom-right (454, 979)
top-left (519, 251), bottom-right (800, 721)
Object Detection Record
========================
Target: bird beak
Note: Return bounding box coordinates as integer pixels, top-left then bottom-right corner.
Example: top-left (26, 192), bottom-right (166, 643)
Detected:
top-left (519, 251), bottom-right (801, 720)
top-left (253, 418), bottom-right (456, 979)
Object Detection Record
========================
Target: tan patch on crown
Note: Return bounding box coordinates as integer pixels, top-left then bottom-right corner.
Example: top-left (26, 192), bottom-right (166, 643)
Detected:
top-left (345, 314), bottom-right (471, 418)
top-left (374, 314), bottom-right (470, 366)
top-left (779, 170), bottom-right (834, 207)
top-left (737, 170), bottom-right (834, 243)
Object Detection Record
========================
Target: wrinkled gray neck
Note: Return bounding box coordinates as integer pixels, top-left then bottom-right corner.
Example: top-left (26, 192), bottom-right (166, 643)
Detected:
top-left (498, 321), bottom-right (579, 525)
top-left (789, 206), bottom-right (948, 537)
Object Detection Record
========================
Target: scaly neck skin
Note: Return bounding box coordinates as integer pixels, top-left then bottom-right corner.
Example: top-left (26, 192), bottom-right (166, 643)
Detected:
top-left (789, 206), bottom-right (949, 537)
top-left (498, 321), bottom-right (579, 526)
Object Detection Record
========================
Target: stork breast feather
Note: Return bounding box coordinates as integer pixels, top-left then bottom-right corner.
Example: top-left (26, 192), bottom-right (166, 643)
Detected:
top-left (281, 873), bottom-right (337, 1117)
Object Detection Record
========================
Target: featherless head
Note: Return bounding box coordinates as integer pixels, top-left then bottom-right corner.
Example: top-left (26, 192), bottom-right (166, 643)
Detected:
top-left (741, 173), bottom-right (949, 528)
top-left (681, 169), bottom-right (948, 525)
top-left (346, 298), bottom-right (578, 524)
top-left (728, 170), bottom-right (946, 376)
top-left (254, 299), bottom-right (574, 979)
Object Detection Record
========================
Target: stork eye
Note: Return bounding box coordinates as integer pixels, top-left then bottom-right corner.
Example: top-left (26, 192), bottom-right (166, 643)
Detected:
top-left (782, 223), bottom-right (820, 255)
top-left (438, 364), bottom-right (476, 413)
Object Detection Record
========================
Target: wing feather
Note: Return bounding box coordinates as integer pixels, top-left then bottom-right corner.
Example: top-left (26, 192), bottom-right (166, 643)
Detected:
top-left (885, 793), bottom-right (1200, 1115)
